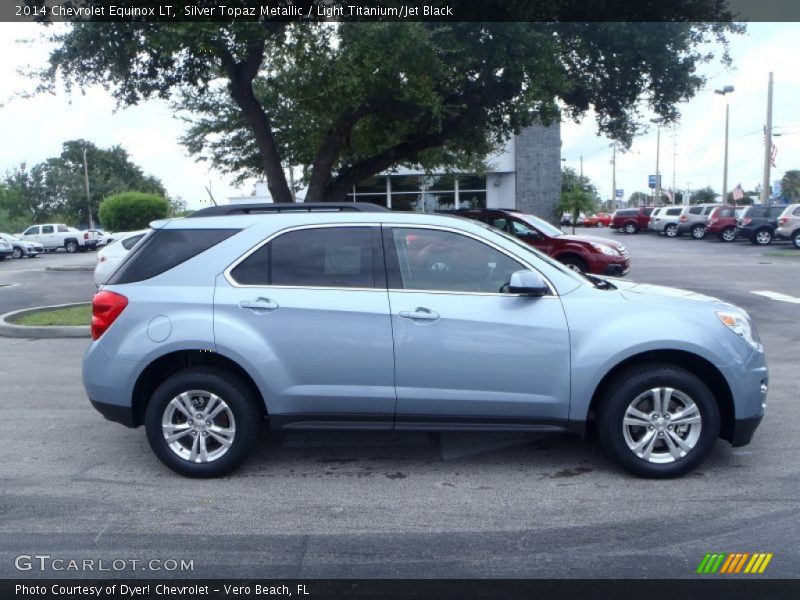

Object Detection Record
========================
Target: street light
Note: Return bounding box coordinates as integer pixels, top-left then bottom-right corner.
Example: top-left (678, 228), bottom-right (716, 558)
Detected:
top-left (650, 118), bottom-right (663, 206)
top-left (714, 85), bottom-right (735, 204)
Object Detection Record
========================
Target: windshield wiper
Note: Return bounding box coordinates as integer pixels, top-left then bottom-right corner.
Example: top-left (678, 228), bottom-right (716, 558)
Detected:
top-left (584, 273), bottom-right (617, 290)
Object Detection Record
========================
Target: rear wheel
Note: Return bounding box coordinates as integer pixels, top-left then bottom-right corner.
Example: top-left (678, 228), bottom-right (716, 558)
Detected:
top-left (719, 228), bottom-right (736, 242)
top-left (560, 256), bottom-right (588, 273)
top-left (65, 240), bottom-right (78, 253)
top-left (751, 229), bottom-right (773, 245)
top-left (145, 367), bottom-right (262, 478)
top-left (596, 363), bottom-right (719, 478)
top-left (792, 230), bottom-right (800, 249)
top-left (691, 225), bottom-right (707, 239)
top-left (624, 222), bottom-right (638, 234)
top-left (664, 224), bottom-right (678, 238)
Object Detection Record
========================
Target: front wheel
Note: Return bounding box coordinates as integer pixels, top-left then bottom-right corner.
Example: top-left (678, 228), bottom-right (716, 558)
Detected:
top-left (719, 228), bottom-right (736, 242)
top-left (691, 225), bottom-right (707, 240)
top-left (792, 230), bottom-right (800, 249)
top-left (145, 367), bottom-right (262, 477)
top-left (596, 363), bottom-right (720, 478)
top-left (624, 223), bottom-right (638, 234)
top-left (560, 256), bottom-right (588, 273)
top-left (65, 241), bottom-right (78, 253)
top-left (12, 247), bottom-right (23, 259)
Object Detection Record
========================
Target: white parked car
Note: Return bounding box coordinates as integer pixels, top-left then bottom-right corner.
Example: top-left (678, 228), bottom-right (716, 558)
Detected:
top-left (83, 229), bottom-right (115, 249)
top-left (0, 233), bottom-right (44, 258)
top-left (94, 229), bottom-right (149, 286)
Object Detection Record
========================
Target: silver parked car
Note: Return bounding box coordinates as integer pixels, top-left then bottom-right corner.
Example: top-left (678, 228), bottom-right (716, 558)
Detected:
top-left (675, 203), bottom-right (719, 239)
top-left (776, 203), bottom-right (800, 249)
top-left (648, 206), bottom-right (683, 237)
top-left (83, 203), bottom-right (768, 478)
top-left (0, 233), bottom-right (43, 258)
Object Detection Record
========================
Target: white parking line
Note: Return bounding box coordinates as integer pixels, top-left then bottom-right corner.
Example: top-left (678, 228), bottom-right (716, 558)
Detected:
top-left (751, 290), bottom-right (800, 304)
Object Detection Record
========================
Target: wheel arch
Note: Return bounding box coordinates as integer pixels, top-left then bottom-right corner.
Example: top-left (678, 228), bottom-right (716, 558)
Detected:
top-left (582, 349), bottom-right (735, 443)
top-left (131, 349), bottom-right (265, 427)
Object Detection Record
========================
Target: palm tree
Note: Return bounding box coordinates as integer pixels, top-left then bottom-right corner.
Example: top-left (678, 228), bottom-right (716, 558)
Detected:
top-left (557, 189), bottom-right (597, 234)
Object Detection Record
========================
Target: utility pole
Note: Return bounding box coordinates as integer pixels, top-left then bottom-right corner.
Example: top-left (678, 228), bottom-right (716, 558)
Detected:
top-left (671, 134), bottom-right (677, 203)
top-left (761, 72), bottom-right (774, 205)
top-left (82, 147), bottom-right (94, 229)
top-left (610, 143), bottom-right (617, 211)
top-left (579, 155), bottom-right (583, 179)
top-left (715, 85), bottom-right (735, 203)
top-left (650, 118), bottom-right (663, 206)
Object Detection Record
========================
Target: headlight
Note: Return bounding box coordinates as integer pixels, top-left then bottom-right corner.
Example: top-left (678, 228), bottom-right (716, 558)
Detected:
top-left (591, 243), bottom-right (619, 256)
top-left (716, 311), bottom-right (761, 350)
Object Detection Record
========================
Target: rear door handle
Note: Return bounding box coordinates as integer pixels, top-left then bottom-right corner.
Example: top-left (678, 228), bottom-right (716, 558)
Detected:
top-left (239, 298), bottom-right (279, 312)
top-left (398, 307), bottom-right (440, 321)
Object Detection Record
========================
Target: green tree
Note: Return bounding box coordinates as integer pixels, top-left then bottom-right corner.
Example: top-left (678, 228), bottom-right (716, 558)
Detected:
top-left (3, 141), bottom-right (166, 227)
top-left (781, 170), bottom-right (800, 201)
top-left (561, 166), bottom-right (599, 199)
top-left (628, 191), bottom-right (650, 207)
top-left (34, 7), bottom-right (740, 201)
top-left (98, 192), bottom-right (169, 231)
top-left (690, 187), bottom-right (716, 204)
top-left (557, 189), bottom-right (597, 234)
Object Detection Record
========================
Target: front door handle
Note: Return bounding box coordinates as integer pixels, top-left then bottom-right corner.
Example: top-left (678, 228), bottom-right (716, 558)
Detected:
top-left (239, 297), bottom-right (279, 312)
top-left (398, 307), bottom-right (440, 321)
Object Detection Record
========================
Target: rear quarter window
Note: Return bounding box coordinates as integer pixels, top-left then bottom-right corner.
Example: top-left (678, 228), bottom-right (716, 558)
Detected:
top-left (108, 228), bottom-right (239, 284)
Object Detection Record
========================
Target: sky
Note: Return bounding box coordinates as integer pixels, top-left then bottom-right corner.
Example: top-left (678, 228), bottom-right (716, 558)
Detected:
top-left (0, 22), bottom-right (799, 210)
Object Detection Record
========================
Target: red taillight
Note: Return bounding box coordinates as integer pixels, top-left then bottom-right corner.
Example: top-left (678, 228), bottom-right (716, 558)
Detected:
top-left (779, 217), bottom-right (788, 226)
top-left (84, 232), bottom-right (89, 239)
top-left (91, 291), bottom-right (128, 340)
top-left (743, 217), bottom-right (752, 225)
top-left (679, 215), bottom-right (687, 222)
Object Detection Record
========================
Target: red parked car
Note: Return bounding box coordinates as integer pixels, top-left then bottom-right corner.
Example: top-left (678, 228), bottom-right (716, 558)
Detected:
top-left (583, 213), bottom-right (612, 227)
top-left (706, 205), bottom-right (747, 242)
top-left (610, 207), bottom-right (656, 234)
top-left (449, 208), bottom-right (630, 276)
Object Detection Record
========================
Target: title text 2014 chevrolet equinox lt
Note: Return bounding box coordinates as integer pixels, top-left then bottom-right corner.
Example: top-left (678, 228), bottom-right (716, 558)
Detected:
top-left (83, 204), bottom-right (768, 478)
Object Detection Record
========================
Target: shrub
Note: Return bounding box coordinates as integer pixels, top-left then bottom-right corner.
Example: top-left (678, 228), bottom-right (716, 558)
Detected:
top-left (98, 192), bottom-right (169, 231)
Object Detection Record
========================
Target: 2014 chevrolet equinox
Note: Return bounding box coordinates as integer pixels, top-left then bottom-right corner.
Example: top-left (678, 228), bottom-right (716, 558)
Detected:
top-left (83, 204), bottom-right (768, 478)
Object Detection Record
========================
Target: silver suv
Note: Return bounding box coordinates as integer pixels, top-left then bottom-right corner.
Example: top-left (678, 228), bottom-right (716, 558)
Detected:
top-left (83, 203), bottom-right (767, 478)
top-left (776, 203), bottom-right (800, 249)
top-left (675, 203), bottom-right (718, 239)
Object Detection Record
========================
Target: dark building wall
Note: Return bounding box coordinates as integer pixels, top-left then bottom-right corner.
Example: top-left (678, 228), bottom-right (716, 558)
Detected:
top-left (514, 122), bottom-right (562, 224)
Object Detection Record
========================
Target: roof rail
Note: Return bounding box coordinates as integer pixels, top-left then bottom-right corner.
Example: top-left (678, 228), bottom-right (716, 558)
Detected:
top-left (187, 202), bottom-right (390, 218)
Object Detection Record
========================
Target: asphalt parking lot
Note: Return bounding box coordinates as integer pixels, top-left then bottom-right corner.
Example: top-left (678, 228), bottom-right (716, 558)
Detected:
top-left (0, 231), bottom-right (798, 579)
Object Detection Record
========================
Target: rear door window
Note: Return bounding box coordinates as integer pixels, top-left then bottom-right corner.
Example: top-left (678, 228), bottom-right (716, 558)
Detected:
top-left (41, 225), bottom-right (54, 234)
top-left (666, 208), bottom-right (681, 216)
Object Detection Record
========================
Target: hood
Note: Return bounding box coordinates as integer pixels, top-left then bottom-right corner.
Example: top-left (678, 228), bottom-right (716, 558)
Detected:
top-left (558, 234), bottom-right (624, 250)
top-left (610, 278), bottom-right (731, 308)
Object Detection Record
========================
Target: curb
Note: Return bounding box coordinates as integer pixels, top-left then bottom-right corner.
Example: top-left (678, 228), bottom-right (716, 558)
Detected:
top-left (0, 302), bottom-right (91, 339)
top-left (45, 265), bottom-right (95, 272)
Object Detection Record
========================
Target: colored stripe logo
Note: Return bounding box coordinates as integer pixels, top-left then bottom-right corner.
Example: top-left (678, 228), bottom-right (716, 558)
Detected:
top-left (697, 553), bottom-right (773, 574)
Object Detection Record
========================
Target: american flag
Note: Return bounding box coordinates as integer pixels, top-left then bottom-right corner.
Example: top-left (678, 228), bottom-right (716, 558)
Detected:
top-left (764, 127), bottom-right (778, 167)
top-left (732, 184), bottom-right (744, 201)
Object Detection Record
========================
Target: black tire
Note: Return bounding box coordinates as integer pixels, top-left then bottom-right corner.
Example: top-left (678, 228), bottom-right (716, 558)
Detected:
top-left (719, 228), bottom-right (736, 243)
top-left (664, 224), bottom-right (678, 238)
top-left (623, 222), bottom-right (638, 234)
top-left (560, 255), bottom-right (588, 273)
top-left (145, 367), bottom-right (262, 478)
top-left (792, 230), bottom-right (800, 250)
top-left (12, 247), bottom-right (23, 259)
top-left (750, 229), bottom-right (773, 246)
top-left (691, 225), bottom-right (706, 240)
top-left (65, 240), bottom-right (78, 253)
top-left (596, 363), bottom-right (720, 478)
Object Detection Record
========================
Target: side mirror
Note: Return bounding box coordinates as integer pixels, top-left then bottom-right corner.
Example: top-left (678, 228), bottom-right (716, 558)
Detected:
top-left (508, 270), bottom-right (549, 296)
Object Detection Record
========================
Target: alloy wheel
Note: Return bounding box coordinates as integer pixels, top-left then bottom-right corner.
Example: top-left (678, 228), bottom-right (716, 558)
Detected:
top-left (665, 225), bottom-right (677, 237)
top-left (692, 226), bottom-right (706, 239)
top-left (721, 228), bottom-right (736, 242)
top-left (755, 231), bottom-right (772, 245)
top-left (161, 390), bottom-right (236, 464)
top-left (622, 387), bottom-right (702, 464)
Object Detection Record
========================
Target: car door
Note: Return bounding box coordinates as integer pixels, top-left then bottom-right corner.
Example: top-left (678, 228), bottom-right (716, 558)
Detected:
top-left (40, 225), bottom-right (57, 248)
top-left (21, 226), bottom-right (40, 244)
top-left (214, 224), bottom-right (397, 428)
top-left (384, 224), bottom-right (571, 426)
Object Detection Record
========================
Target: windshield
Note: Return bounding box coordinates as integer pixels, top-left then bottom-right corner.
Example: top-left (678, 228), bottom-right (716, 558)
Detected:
top-left (514, 213), bottom-right (564, 237)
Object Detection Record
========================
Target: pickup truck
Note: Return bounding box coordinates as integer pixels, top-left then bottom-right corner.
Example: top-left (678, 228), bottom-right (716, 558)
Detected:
top-left (20, 224), bottom-right (88, 253)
